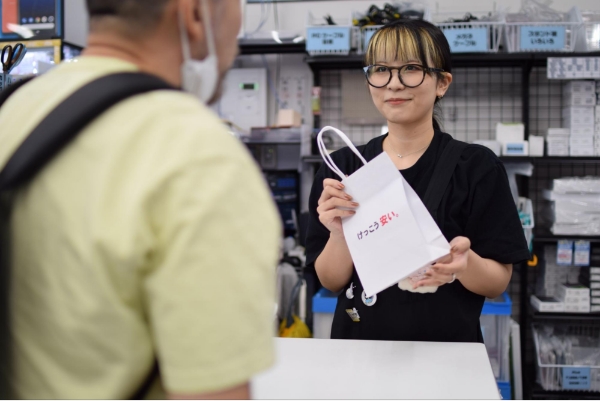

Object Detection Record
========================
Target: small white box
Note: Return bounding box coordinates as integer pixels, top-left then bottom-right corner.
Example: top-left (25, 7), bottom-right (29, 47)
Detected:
top-left (529, 136), bottom-right (544, 156)
top-left (571, 126), bottom-right (596, 135)
top-left (592, 289), bottom-right (600, 297)
top-left (563, 93), bottom-right (597, 107)
top-left (592, 305), bottom-right (600, 312)
top-left (548, 148), bottom-right (570, 156)
top-left (591, 267), bottom-right (600, 274)
top-left (502, 141), bottom-right (529, 156)
top-left (570, 136), bottom-right (595, 147)
top-left (591, 297), bottom-right (600, 305)
top-left (473, 140), bottom-right (501, 156)
top-left (531, 295), bottom-right (565, 312)
top-left (496, 123), bottom-right (524, 144)
top-left (564, 81), bottom-right (596, 93)
top-left (565, 303), bottom-right (591, 313)
top-left (557, 284), bottom-right (590, 299)
top-left (548, 128), bottom-right (571, 136)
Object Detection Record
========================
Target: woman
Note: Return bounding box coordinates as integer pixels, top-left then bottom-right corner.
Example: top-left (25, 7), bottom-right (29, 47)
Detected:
top-left (305, 19), bottom-right (530, 343)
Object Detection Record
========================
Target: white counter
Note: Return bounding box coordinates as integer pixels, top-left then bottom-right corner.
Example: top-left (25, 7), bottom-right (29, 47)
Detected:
top-left (252, 337), bottom-right (500, 399)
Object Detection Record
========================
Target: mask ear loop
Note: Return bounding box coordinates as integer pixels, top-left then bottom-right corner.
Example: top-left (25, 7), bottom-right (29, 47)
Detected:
top-left (178, 0), bottom-right (216, 62)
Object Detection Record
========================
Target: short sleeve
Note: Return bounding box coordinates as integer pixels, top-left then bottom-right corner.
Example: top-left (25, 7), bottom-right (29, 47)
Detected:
top-left (143, 135), bottom-right (282, 394)
top-left (305, 164), bottom-right (331, 269)
top-left (464, 161), bottom-right (530, 265)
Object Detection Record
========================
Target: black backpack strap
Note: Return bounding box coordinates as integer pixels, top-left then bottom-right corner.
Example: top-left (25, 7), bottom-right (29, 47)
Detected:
top-left (422, 139), bottom-right (468, 221)
top-left (0, 77), bottom-right (35, 108)
top-left (0, 72), bottom-right (176, 191)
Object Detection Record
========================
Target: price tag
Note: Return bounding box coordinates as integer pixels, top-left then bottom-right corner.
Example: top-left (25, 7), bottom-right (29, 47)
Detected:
top-left (444, 28), bottom-right (488, 53)
top-left (307, 27), bottom-right (351, 52)
top-left (520, 26), bottom-right (566, 51)
top-left (562, 367), bottom-right (591, 390)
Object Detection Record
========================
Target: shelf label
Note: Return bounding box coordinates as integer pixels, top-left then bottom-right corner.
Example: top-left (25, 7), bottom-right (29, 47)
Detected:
top-left (520, 26), bottom-right (565, 51)
top-left (307, 27), bottom-right (351, 52)
top-left (444, 28), bottom-right (488, 53)
top-left (562, 367), bottom-right (591, 390)
top-left (364, 29), bottom-right (378, 48)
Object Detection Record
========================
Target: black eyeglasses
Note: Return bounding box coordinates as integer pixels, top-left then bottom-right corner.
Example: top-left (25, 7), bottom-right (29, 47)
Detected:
top-left (363, 64), bottom-right (445, 88)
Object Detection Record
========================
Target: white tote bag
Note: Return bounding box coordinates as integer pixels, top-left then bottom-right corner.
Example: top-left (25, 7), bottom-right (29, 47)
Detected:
top-left (317, 126), bottom-right (450, 297)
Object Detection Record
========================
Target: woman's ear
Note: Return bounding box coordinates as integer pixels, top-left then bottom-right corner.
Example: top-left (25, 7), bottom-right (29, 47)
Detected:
top-left (436, 72), bottom-right (453, 98)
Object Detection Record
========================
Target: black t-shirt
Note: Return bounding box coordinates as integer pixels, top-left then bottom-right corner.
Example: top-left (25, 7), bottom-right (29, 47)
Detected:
top-left (305, 130), bottom-right (530, 343)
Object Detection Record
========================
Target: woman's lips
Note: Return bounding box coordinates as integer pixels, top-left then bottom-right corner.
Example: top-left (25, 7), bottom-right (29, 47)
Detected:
top-left (385, 98), bottom-right (410, 105)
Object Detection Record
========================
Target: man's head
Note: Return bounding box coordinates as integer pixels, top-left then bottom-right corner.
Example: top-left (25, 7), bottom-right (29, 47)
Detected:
top-left (85, 0), bottom-right (242, 103)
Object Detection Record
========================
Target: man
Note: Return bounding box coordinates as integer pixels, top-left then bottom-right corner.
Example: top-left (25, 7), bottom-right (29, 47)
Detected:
top-left (0, 0), bottom-right (281, 398)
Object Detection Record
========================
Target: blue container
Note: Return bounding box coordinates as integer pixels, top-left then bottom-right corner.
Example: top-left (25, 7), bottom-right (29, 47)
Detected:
top-left (497, 380), bottom-right (511, 400)
top-left (312, 288), bottom-right (337, 313)
top-left (482, 292), bottom-right (512, 315)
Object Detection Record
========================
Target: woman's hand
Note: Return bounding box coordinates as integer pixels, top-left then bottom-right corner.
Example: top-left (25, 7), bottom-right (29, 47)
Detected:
top-left (414, 236), bottom-right (471, 289)
top-left (316, 178), bottom-right (359, 235)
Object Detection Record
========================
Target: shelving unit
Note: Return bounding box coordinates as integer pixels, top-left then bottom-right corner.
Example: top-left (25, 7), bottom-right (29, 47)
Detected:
top-left (239, 40), bottom-right (600, 399)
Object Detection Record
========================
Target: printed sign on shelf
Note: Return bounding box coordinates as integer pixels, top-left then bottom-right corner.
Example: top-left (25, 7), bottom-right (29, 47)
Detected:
top-left (562, 367), bottom-right (591, 390)
top-left (444, 28), bottom-right (488, 53)
top-left (520, 26), bottom-right (566, 51)
top-left (307, 27), bottom-right (351, 52)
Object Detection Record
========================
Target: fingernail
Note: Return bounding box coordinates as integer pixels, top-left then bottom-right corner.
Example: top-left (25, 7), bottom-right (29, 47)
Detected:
top-left (339, 183), bottom-right (345, 189)
top-left (351, 202), bottom-right (359, 207)
top-left (350, 211), bottom-right (356, 215)
top-left (345, 195), bottom-right (353, 200)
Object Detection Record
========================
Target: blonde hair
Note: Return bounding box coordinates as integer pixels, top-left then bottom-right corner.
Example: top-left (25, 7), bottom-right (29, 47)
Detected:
top-left (364, 20), bottom-right (452, 131)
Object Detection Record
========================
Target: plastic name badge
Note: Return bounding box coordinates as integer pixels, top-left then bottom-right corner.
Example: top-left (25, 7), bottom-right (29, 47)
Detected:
top-left (307, 27), bottom-right (351, 52)
top-left (520, 26), bottom-right (566, 51)
top-left (444, 28), bottom-right (488, 53)
top-left (562, 367), bottom-right (591, 390)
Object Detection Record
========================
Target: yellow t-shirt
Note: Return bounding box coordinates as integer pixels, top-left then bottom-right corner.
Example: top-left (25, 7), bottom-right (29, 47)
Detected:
top-left (0, 57), bottom-right (281, 398)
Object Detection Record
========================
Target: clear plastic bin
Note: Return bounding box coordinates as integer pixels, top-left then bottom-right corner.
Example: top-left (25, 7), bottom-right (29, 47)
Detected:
top-left (481, 292), bottom-right (512, 383)
top-left (433, 12), bottom-right (504, 53)
top-left (504, 8), bottom-right (581, 53)
top-left (533, 324), bottom-right (600, 392)
top-left (306, 13), bottom-right (361, 56)
top-left (312, 288), bottom-right (337, 339)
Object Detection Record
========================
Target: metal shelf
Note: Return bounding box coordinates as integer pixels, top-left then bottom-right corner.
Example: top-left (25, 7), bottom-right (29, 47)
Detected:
top-left (533, 236), bottom-right (600, 244)
top-left (238, 39), bottom-right (306, 55)
top-left (531, 384), bottom-right (600, 400)
top-left (531, 311), bottom-right (600, 322)
top-left (305, 51), bottom-right (600, 70)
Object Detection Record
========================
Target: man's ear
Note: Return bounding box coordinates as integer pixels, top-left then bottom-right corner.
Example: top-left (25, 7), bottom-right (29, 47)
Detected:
top-left (178, 0), bottom-right (204, 43)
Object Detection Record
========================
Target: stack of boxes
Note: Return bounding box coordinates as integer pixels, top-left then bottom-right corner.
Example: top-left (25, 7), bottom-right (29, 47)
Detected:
top-left (556, 284), bottom-right (590, 313)
top-left (562, 81), bottom-right (597, 156)
top-left (596, 81), bottom-right (600, 156)
top-left (580, 266), bottom-right (600, 313)
top-left (547, 128), bottom-right (570, 156)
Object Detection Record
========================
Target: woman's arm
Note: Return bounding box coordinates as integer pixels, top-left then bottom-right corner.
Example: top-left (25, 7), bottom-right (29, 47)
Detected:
top-left (313, 178), bottom-right (358, 292)
top-left (416, 237), bottom-right (512, 299)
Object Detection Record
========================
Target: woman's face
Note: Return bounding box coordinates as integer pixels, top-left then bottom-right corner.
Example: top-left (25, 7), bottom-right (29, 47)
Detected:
top-left (368, 57), bottom-right (452, 127)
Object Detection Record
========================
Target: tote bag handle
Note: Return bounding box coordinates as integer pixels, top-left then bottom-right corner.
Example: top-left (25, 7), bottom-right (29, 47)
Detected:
top-left (316, 126), bottom-right (368, 181)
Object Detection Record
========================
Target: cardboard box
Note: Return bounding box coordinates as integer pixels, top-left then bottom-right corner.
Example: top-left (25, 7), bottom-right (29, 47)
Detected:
top-left (531, 295), bottom-right (565, 312)
top-left (276, 109), bottom-right (302, 128)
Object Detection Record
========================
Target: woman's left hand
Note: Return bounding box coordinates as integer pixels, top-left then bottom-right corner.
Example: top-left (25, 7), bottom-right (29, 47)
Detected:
top-left (414, 236), bottom-right (471, 289)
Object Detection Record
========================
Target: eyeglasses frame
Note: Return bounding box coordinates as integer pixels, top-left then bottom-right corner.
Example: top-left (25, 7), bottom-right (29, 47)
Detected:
top-left (363, 64), bottom-right (446, 88)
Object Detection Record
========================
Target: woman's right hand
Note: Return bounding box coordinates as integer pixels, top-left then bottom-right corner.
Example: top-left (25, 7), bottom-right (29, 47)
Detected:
top-left (316, 178), bottom-right (359, 234)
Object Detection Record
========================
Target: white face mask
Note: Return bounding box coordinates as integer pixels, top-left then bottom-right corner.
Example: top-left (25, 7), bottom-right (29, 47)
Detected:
top-left (179, 0), bottom-right (219, 103)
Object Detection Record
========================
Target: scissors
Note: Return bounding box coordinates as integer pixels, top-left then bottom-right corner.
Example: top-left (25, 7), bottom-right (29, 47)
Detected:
top-left (2, 43), bottom-right (27, 75)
